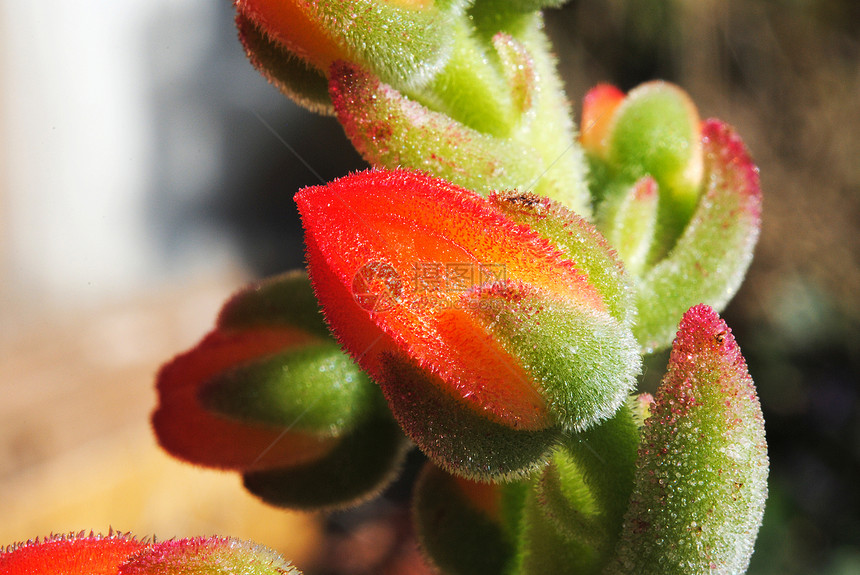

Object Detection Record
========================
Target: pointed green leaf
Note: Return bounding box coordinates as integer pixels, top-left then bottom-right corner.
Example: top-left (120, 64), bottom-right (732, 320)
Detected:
top-left (599, 176), bottom-right (659, 277)
top-left (607, 305), bottom-right (768, 574)
top-left (492, 33), bottom-right (536, 117)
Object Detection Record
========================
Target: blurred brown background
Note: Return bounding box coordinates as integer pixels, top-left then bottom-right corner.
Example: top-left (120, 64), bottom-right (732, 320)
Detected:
top-left (1, 0), bottom-right (858, 573)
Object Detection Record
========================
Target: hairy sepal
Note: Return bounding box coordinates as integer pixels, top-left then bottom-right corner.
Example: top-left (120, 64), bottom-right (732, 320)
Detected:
top-left (242, 414), bottom-right (409, 510)
top-left (379, 353), bottom-right (561, 481)
top-left (465, 282), bottom-right (640, 432)
top-left (236, 13), bottom-right (332, 115)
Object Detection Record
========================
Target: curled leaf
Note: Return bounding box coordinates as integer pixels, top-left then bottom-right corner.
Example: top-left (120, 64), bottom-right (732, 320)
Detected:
top-left (634, 121), bottom-right (762, 352)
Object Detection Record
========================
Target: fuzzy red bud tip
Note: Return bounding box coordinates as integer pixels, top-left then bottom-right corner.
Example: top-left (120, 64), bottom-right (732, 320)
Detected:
top-left (1, 532), bottom-right (145, 575)
top-left (296, 169), bottom-right (641, 477)
top-left (580, 84), bottom-right (625, 157)
top-left (1, 533), bottom-right (299, 575)
top-left (298, 170), bottom-right (602, 427)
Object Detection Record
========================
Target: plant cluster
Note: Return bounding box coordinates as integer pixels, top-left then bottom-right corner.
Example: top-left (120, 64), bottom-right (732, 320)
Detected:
top-left (5, 0), bottom-right (771, 573)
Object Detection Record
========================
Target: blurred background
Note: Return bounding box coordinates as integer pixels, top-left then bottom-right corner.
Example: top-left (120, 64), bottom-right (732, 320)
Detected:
top-left (1, 0), bottom-right (858, 573)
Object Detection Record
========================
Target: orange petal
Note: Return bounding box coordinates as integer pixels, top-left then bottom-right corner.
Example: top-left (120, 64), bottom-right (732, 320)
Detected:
top-left (580, 84), bottom-right (625, 157)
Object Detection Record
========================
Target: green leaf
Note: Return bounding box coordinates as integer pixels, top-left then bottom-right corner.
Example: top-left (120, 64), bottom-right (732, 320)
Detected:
top-left (315, 0), bottom-right (460, 90)
top-left (633, 120), bottom-right (762, 352)
top-left (559, 405), bottom-right (640, 553)
top-left (534, 448), bottom-right (604, 548)
top-left (606, 305), bottom-right (768, 574)
top-left (512, 485), bottom-right (600, 575)
top-left (242, 415), bottom-right (409, 510)
top-left (413, 464), bottom-right (516, 575)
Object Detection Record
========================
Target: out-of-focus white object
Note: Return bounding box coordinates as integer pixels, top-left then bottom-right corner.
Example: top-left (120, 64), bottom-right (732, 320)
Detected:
top-left (0, 0), bottom-right (252, 310)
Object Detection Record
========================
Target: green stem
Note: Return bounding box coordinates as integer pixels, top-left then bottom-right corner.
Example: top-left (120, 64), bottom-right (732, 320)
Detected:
top-left (557, 405), bottom-right (640, 555)
top-left (412, 19), bottom-right (516, 137)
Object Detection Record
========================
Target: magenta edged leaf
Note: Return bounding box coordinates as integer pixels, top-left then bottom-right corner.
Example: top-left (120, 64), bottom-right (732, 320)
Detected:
top-left (329, 61), bottom-right (546, 197)
top-left (634, 120), bottom-right (763, 352)
top-left (606, 305), bottom-right (768, 574)
top-left (329, 62), bottom-right (592, 215)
